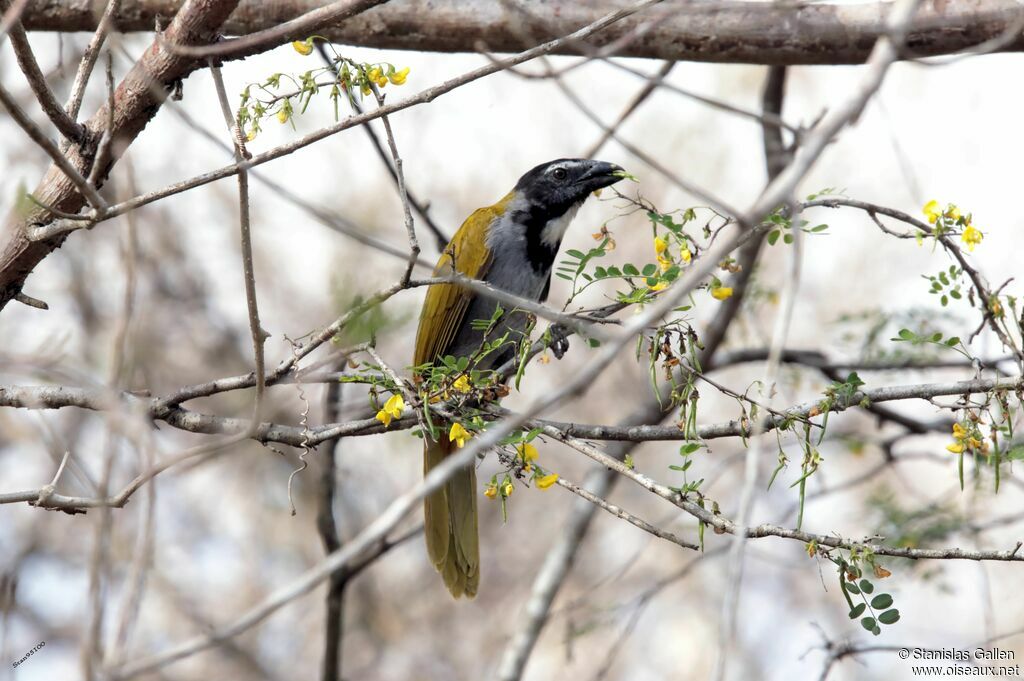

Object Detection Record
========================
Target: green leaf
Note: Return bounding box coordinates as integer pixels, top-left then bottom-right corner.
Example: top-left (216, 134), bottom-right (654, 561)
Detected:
top-left (680, 443), bottom-right (701, 455)
top-left (783, 233), bottom-right (794, 244)
top-left (848, 603), bottom-right (866, 619)
top-left (897, 328), bottom-right (916, 341)
top-left (878, 609), bottom-right (901, 625)
top-left (1006, 445), bottom-right (1024, 461)
top-left (565, 249), bottom-right (586, 259)
top-left (623, 263), bottom-right (639, 276)
top-left (859, 579), bottom-right (874, 594)
top-left (870, 594), bottom-right (893, 609)
top-left (861, 616), bottom-right (877, 632)
top-left (945, 336), bottom-right (960, 347)
top-left (845, 582), bottom-right (861, 595)
top-left (767, 230), bottom-right (780, 246)
top-left (642, 264), bottom-right (657, 277)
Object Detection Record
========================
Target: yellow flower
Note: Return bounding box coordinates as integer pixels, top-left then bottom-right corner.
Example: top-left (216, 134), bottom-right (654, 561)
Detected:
top-left (649, 280), bottom-right (669, 292)
top-left (947, 206), bottom-right (961, 221)
top-left (368, 67), bottom-right (383, 82)
top-left (484, 483), bottom-right (498, 499)
top-left (389, 66), bottom-right (410, 85)
top-left (452, 375), bottom-right (471, 393)
top-left (246, 128), bottom-right (257, 142)
top-left (449, 422), bottom-right (469, 448)
top-left (360, 81), bottom-right (371, 96)
top-left (952, 423), bottom-right (967, 440)
top-left (711, 286), bottom-right (733, 301)
top-left (517, 442), bottom-right (538, 462)
top-left (946, 442), bottom-right (965, 454)
top-left (276, 108), bottom-right (289, 124)
top-left (292, 39), bottom-right (313, 56)
top-left (990, 296), bottom-right (1004, 318)
top-left (501, 480), bottom-right (514, 497)
top-left (961, 225), bottom-right (983, 251)
top-left (654, 236), bottom-right (669, 255)
top-left (375, 393), bottom-right (405, 427)
top-left (680, 246), bottom-right (692, 263)
top-left (923, 200), bottom-right (942, 224)
top-left (536, 473), bottom-right (559, 489)
top-left (657, 253), bottom-right (672, 272)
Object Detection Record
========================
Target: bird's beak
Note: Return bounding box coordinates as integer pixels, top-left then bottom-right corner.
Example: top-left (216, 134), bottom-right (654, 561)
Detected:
top-left (577, 161), bottom-right (625, 191)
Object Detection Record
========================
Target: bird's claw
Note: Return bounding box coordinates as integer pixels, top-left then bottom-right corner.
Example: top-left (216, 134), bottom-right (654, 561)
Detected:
top-left (549, 324), bottom-right (570, 360)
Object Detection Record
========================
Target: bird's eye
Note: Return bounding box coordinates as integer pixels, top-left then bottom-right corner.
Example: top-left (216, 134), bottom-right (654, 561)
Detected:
top-left (552, 167), bottom-right (568, 181)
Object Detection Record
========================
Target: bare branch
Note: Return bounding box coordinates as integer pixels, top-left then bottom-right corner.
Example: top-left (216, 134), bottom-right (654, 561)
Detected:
top-left (64, 0), bottom-right (123, 121)
top-left (19, 0), bottom-right (1024, 65)
top-left (0, 0), bottom-right (242, 310)
top-left (553, 473), bottom-right (700, 551)
top-left (162, 0), bottom-right (391, 60)
top-left (745, 0), bottom-right (923, 226)
top-left (0, 82), bottom-right (105, 209)
top-left (210, 63), bottom-right (266, 420)
top-left (6, 12), bottom-right (85, 141)
top-left (0, 0), bottom-right (654, 310)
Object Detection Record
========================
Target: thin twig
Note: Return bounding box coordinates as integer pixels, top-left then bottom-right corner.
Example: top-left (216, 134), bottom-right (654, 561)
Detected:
top-left (7, 16), bottom-right (85, 141)
top-left (0, 80), bottom-right (106, 211)
top-left (584, 60), bottom-right (674, 157)
top-left (713, 63), bottom-right (796, 681)
top-left (210, 63), bottom-right (267, 422)
top-left (554, 473), bottom-right (699, 551)
top-left (371, 85), bottom-right (420, 285)
top-left (163, 0), bottom-right (389, 60)
top-left (316, 42), bottom-right (449, 251)
top-left (31, 0), bottom-right (664, 241)
top-left (63, 0), bottom-right (122, 120)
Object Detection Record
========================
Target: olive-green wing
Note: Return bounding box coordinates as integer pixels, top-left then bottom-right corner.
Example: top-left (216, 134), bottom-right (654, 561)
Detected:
top-left (413, 195), bottom-right (511, 365)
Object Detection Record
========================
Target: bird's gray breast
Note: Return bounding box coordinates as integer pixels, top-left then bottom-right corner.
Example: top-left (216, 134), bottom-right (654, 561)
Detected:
top-left (444, 210), bottom-right (555, 367)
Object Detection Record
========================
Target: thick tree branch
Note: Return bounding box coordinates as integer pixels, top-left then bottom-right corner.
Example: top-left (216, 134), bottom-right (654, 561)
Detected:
top-left (18, 0), bottom-right (1024, 65)
top-left (0, 0), bottom-right (243, 310)
top-left (0, 0), bottom-right (653, 311)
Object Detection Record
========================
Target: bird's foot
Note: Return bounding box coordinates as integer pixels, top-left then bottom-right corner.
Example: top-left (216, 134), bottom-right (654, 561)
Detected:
top-left (549, 324), bottom-right (570, 360)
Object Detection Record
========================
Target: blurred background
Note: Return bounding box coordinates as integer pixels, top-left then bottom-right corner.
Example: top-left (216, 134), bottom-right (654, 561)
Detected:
top-left (1, 21), bottom-right (1023, 681)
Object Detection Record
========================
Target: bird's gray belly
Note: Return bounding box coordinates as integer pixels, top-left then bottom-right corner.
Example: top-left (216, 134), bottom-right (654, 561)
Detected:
top-left (445, 260), bottom-right (550, 371)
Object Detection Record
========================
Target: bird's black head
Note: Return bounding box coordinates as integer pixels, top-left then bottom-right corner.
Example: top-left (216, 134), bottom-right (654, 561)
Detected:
top-left (514, 158), bottom-right (624, 217)
top-left (506, 159), bottom-right (624, 275)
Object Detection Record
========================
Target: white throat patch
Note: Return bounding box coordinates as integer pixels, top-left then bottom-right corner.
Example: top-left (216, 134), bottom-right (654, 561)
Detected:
top-left (540, 201), bottom-right (582, 248)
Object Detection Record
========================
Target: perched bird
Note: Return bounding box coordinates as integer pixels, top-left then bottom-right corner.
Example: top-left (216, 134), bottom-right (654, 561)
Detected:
top-left (413, 158), bottom-right (624, 598)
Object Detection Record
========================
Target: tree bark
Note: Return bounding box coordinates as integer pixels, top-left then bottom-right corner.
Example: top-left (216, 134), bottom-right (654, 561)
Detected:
top-left (0, 0), bottom-right (241, 309)
top-left (20, 0), bottom-right (1024, 65)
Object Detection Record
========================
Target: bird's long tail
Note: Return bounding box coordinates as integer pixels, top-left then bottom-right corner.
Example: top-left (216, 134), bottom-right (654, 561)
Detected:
top-left (423, 433), bottom-right (480, 598)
